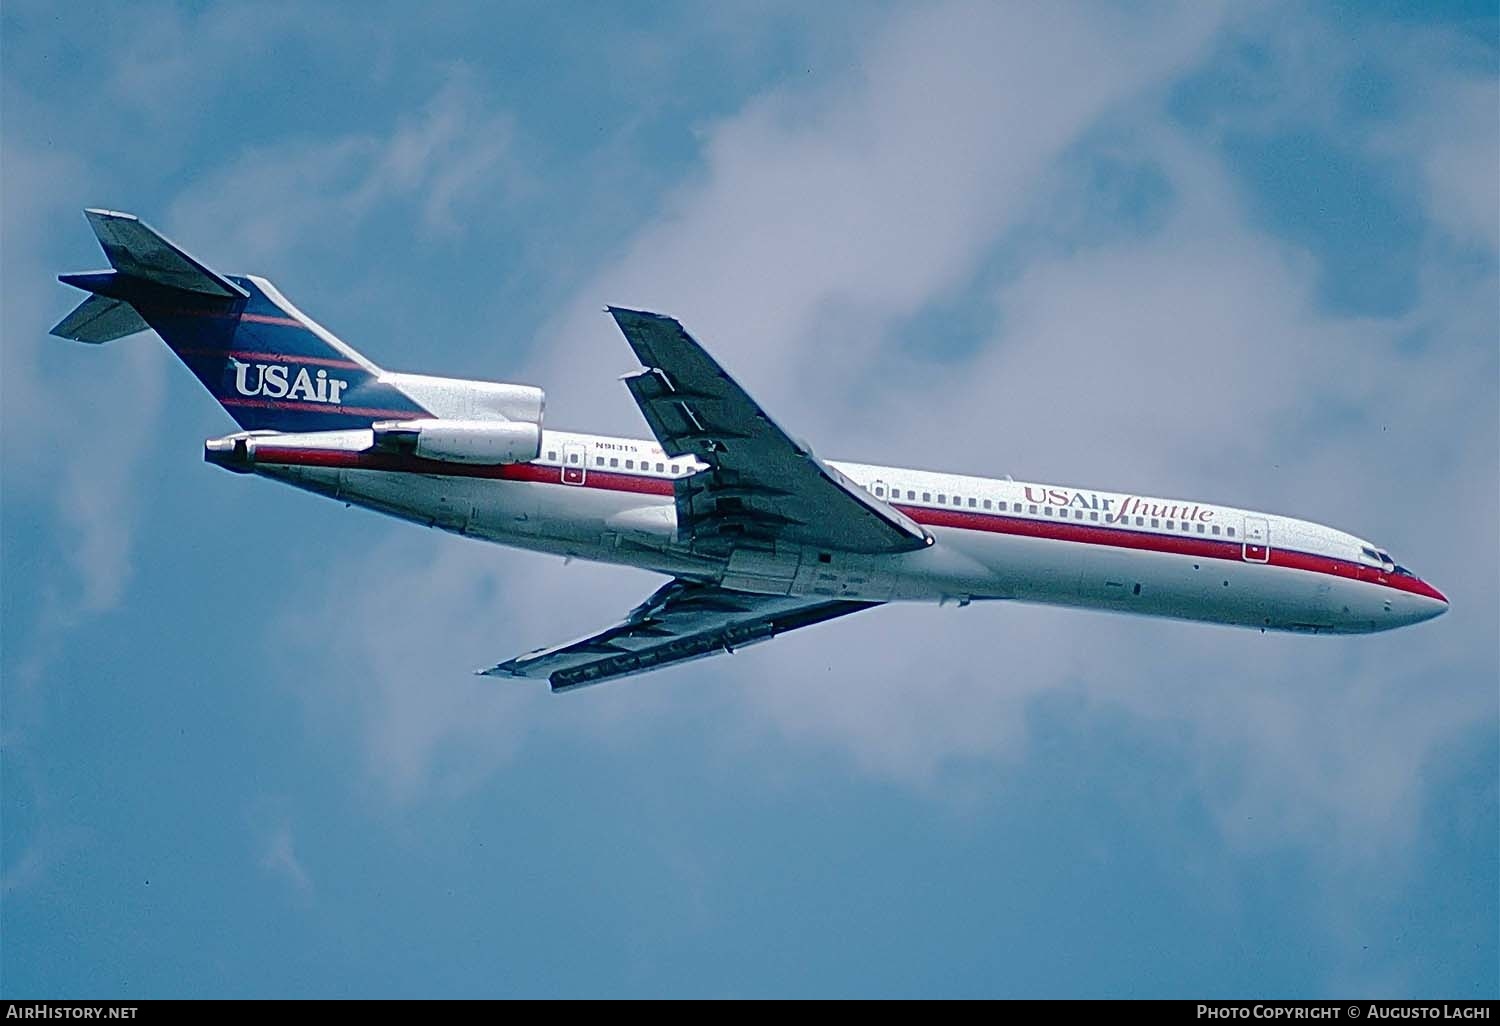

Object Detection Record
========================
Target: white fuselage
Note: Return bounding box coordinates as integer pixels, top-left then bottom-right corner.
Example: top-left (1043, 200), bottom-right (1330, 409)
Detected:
top-left (232, 426), bottom-right (1448, 635)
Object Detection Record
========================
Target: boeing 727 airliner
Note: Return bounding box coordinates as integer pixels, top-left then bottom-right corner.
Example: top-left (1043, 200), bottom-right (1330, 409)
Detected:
top-left (52, 210), bottom-right (1447, 691)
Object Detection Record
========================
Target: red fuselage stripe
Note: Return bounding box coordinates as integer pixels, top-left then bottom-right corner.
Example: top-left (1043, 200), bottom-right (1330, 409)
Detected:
top-left (248, 448), bottom-right (1445, 602)
top-left (221, 399), bottom-right (427, 419)
top-left (171, 346), bottom-right (363, 370)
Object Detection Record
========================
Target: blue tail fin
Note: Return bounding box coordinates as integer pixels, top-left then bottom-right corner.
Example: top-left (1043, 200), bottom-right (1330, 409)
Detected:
top-left (53, 209), bottom-right (429, 431)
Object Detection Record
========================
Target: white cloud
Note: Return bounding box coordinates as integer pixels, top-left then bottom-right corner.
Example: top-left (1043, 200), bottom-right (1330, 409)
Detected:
top-left (717, 115), bottom-right (1497, 846)
top-left (1, 135), bottom-right (169, 615)
top-left (276, 0), bottom-right (1233, 798)
top-left (1406, 76), bottom-right (1499, 253)
top-left (2, 60), bottom-right (521, 618)
top-left (530, 1), bottom-right (1229, 432)
top-left (260, 823), bottom-right (313, 894)
top-left (256, 0), bottom-right (1494, 863)
top-left (167, 70), bottom-right (522, 266)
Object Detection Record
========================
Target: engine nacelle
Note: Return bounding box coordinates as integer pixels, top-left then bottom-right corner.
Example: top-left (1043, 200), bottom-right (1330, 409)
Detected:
top-left (373, 418), bottom-right (542, 465)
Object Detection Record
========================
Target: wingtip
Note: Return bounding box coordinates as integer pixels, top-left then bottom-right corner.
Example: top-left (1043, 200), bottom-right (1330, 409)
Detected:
top-left (606, 304), bottom-right (674, 323)
top-left (476, 664), bottom-right (529, 679)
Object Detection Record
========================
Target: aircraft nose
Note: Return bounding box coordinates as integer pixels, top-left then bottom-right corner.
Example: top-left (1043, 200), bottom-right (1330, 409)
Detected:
top-left (1408, 577), bottom-right (1449, 624)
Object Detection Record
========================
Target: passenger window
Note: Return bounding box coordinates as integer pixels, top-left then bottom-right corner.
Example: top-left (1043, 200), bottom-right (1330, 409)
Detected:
top-left (610, 458), bottom-right (619, 468)
top-left (938, 494), bottom-right (946, 503)
top-left (595, 457), bottom-right (604, 466)
top-left (1211, 525), bottom-right (1220, 535)
top-left (625, 459), bottom-right (634, 469)
top-left (1227, 527), bottom-right (1235, 537)
top-left (1135, 516), bottom-right (1144, 526)
top-left (874, 486), bottom-right (884, 497)
top-left (923, 492), bottom-right (932, 502)
top-left (656, 462), bottom-right (664, 473)
top-left (1029, 504), bottom-right (1038, 514)
top-left (983, 499), bottom-right (992, 510)
top-left (1166, 520), bottom-right (1174, 530)
top-left (968, 497), bottom-right (977, 508)
top-left (1151, 518), bottom-right (1159, 528)
top-left (1196, 524), bottom-right (1205, 533)
top-left (1044, 507), bottom-right (1052, 516)
top-left (1089, 511), bottom-right (1098, 522)
top-left (547, 451), bottom-right (557, 461)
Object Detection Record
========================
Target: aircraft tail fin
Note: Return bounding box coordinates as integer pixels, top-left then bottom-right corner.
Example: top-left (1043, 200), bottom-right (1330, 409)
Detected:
top-left (53, 208), bottom-right (430, 431)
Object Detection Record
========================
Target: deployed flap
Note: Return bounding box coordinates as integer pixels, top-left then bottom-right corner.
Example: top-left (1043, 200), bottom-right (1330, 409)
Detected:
top-left (81, 208), bottom-right (246, 298)
top-left (610, 307), bottom-right (930, 555)
top-left (481, 578), bottom-right (878, 692)
top-left (49, 293), bottom-right (150, 343)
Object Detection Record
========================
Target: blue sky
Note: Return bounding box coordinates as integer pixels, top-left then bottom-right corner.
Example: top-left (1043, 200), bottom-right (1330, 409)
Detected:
top-left (3, 0), bottom-right (1496, 998)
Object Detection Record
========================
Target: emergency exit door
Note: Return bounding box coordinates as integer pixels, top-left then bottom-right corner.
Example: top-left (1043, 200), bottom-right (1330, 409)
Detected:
top-left (1242, 517), bottom-right (1270, 563)
top-left (562, 442), bottom-right (587, 485)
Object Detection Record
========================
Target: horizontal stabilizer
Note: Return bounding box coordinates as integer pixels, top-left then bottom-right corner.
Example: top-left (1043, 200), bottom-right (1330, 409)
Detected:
top-left (81, 208), bottom-right (246, 298)
top-left (49, 293), bottom-right (150, 343)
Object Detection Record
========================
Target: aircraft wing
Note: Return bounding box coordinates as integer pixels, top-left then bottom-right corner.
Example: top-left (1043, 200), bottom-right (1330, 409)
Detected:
top-left (609, 307), bottom-right (930, 555)
top-left (481, 578), bottom-right (878, 692)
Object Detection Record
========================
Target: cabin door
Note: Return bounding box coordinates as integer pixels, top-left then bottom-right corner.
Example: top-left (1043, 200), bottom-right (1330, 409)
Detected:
top-left (1242, 516), bottom-right (1270, 563)
top-left (562, 442), bottom-right (587, 485)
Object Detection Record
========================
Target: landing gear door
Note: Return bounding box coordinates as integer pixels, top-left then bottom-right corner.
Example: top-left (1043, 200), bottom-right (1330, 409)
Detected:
top-left (1242, 516), bottom-right (1270, 563)
top-left (562, 442), bottom-right (586, 485)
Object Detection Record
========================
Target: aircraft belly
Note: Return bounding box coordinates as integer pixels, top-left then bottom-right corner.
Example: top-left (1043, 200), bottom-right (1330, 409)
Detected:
top-left (926, 523), bottom-right (1347, 631)
top-left (281, 468), bottom-right (716, 579)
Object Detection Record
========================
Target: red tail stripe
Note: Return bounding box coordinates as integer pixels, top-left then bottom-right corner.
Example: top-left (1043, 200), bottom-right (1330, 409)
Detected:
top-left (240, 313), bottom-right (306, 328)
top-left (156, 307), bottom-right (304, 329)
top-left (221, 399), bottom-right (428, 419)
top-left (171, 346), bottom-right (363, 370)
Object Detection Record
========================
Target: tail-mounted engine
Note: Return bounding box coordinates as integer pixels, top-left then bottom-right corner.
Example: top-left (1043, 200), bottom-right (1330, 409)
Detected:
top-left (372, 417), bottom-right (541, 465)
top-left (371, 379), bottom-right (545, 465)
